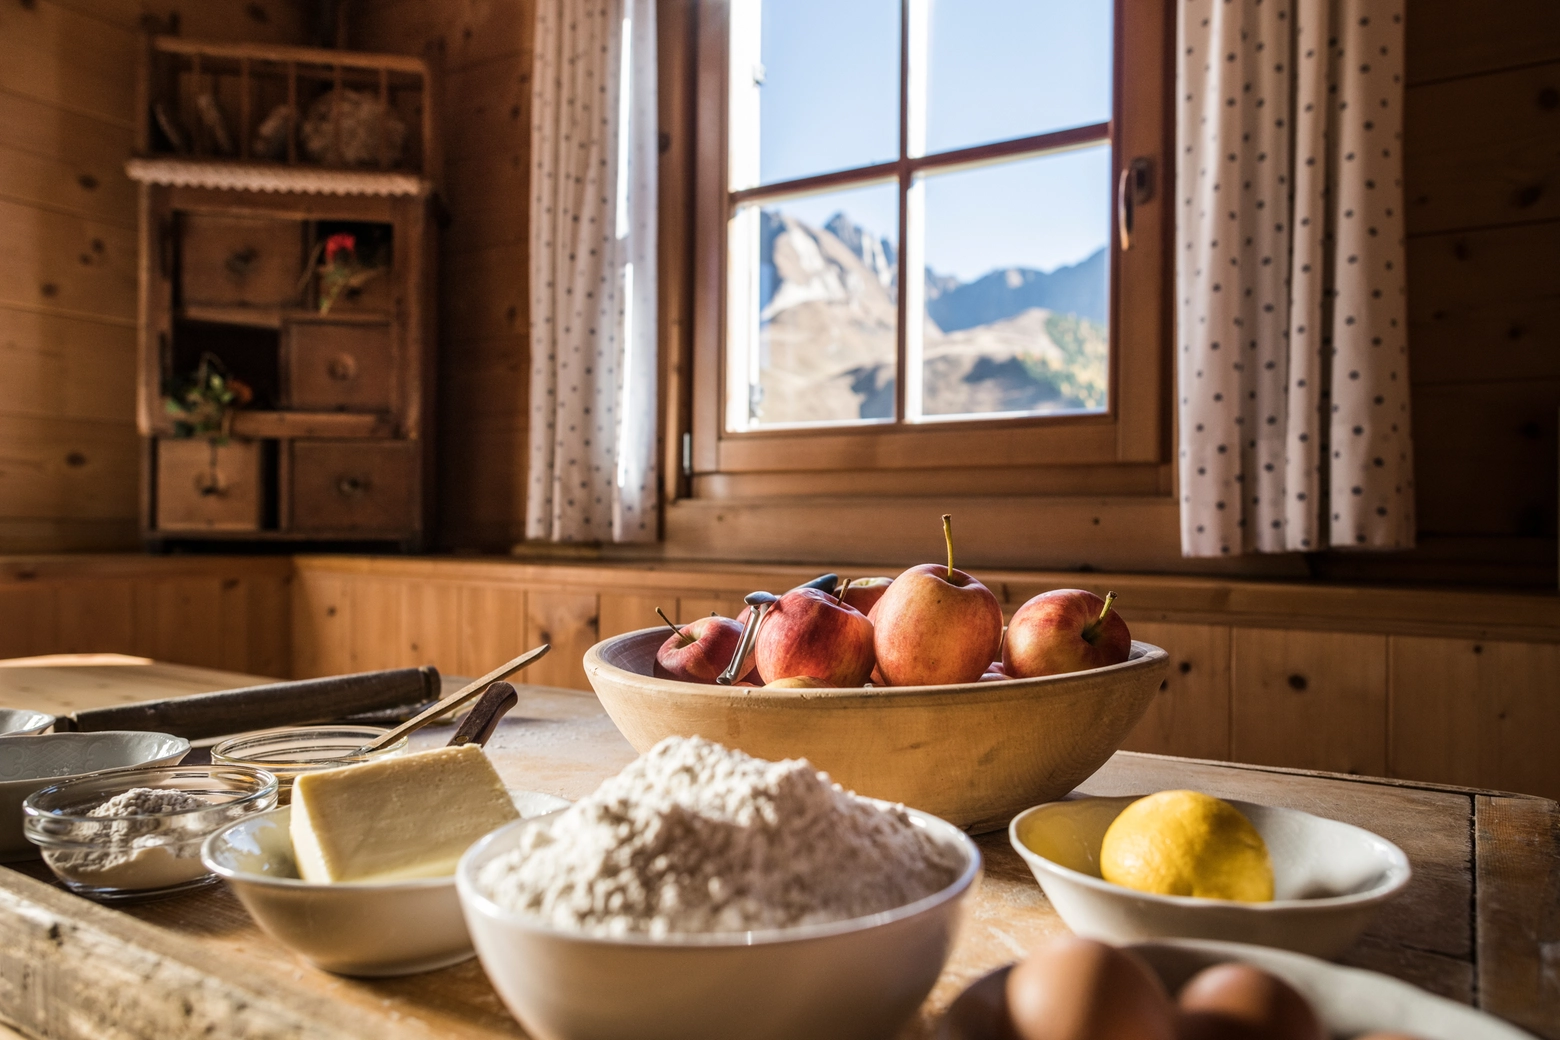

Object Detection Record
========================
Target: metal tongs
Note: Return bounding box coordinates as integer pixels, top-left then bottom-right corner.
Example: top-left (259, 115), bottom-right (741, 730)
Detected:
top-left (714, 573), bottom-right (839, 686)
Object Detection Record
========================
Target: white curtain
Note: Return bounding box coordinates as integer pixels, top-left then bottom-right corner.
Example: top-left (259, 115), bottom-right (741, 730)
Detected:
top-left (527, 0), bottom-right (659, 543)
top-left (1176, 0), bottom-right (1414, 556)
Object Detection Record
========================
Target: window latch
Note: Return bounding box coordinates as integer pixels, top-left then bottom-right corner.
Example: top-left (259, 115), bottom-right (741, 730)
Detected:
top-left (1117, 157), bottom-right (1154, 251)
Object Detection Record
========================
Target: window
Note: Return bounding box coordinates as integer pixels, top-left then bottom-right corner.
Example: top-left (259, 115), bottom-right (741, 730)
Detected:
top-left (686, 0), bottom-right (1171, 492)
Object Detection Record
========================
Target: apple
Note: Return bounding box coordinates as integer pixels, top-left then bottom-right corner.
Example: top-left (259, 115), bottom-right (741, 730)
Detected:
top-left (840, 576), bottom-right (893, 616)
top-left (1003, 589), bottom-right (1132, 678)
top-left (653, 610), bottom-right (745, 683)
top-left (872, 515), bottom-right (1004, 686)
top-left (754, 587), bottom-right (876, 688)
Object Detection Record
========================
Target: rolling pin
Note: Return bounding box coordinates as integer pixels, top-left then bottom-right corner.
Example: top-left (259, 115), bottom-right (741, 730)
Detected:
top-left (54, 666), bottom-right (441, 741)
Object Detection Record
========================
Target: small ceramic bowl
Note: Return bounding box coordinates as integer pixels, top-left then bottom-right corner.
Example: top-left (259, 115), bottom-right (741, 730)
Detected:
top-left (23, 765), bottom-right (278, 901)
top-left (0, 708), bottom-right (55, 736)
top-left (0, 731), bottom-right (191, 861)
top-left (1009, 794), bottom-right (1411, 959)
top-left (202, 791), bottom-right (570, 977)
top-left (939, 939), bottom-right (1534, 1040)
top-left (456, 805), bottom-right (983, 1040)
top-left (209, 725), bottom-right (409, 803)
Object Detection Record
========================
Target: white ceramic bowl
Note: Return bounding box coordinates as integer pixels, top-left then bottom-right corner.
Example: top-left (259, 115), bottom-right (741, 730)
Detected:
top-left (0, 708), bottom-right (54, 736)
top-left (1009, 794), bottom-right (1411, 959)
top-left (457, 806), bottom-right (983, 1040)
top-left (0, 731), bottom-right (191, 861)
top-left (938, 939), bottom-right (1535, 1040)
top-left (202, 791), bottom-right (569, 977)
top-left (586, 628), bottom-right (1170, 832)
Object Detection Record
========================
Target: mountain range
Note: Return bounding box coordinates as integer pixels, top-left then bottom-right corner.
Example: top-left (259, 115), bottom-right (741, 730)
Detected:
top-left (750, 210), bottom-right (1108, 425)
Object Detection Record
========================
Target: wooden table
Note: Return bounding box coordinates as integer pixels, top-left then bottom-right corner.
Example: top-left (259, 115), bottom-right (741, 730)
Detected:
top-left (0, 666), bottom-right (1556, 1039)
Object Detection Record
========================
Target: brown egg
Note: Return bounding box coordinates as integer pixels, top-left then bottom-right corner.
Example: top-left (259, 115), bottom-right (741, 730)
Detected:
top-left (1005, 936), bottom-right (1177, 1040)
top-left (1175, 963), bottom-right (1325, 1040)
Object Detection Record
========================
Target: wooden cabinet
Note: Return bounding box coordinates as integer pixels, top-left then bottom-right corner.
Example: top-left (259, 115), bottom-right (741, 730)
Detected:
top-left (285, 321), bottom-right (395, 412)
top-left (130, 37), bottom-right (438, 550)
top-left (289, 441), bottom-right (417, 534)
top-left (154, 439), bottom-right (264, 532)
top-left (179, 214), bottom-right (301, 309)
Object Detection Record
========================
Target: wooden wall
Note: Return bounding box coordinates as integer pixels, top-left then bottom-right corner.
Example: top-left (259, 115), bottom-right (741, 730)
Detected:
top-left (1397, 0), bottom-right (1560, 580)
top-left (0, 555), bottom-right (291, 678)
top-left (0, 1), bottom-right (307, 554)
top-left (351, 0), bottom-right (536, 552)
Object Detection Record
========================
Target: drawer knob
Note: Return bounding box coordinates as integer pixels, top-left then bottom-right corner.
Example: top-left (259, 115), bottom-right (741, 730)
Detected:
top-left (225, 246), bottom-right (259, 276)
top-left (327, 353), bottom-right (358, 381)
top-left (337, 474), bottom-right (371, 498)
top-left (193, 470), bottom-right (228, 498)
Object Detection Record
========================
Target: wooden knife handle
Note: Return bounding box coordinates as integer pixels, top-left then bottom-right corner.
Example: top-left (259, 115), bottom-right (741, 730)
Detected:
top-left (447, 681), bottom-right (518, 749)
top-left (60, 666), bottom-right (441, 740)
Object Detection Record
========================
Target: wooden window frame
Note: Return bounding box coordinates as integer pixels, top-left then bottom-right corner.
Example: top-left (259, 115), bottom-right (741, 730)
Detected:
top-left (678, 0), bottom-right (1174, 499)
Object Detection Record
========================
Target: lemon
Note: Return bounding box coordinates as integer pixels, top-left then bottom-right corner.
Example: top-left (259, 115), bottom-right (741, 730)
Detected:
top-left (1099, 790), bottom-right (1274, 902)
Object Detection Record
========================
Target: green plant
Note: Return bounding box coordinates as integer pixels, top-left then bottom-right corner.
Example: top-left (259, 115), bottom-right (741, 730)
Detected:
top-left (163, 353), bottom-right (252, 442)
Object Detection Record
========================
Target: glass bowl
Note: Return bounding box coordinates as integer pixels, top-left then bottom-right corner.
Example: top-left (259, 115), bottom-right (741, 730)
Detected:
top-left (23, 764), bottom-right (278, 902)
top-left (210, 725), bottom-right (409, 803)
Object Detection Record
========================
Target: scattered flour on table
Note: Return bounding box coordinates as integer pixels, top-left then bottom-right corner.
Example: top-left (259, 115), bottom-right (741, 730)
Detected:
top-left (477, 736), bottom-right (966, 937)
top-left (51, 787), bottom-right (210, 889)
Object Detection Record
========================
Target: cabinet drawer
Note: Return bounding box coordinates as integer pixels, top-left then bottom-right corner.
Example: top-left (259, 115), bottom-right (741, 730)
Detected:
top-left (156, 438), bottom-right (263, 531)
top-left (287, 322), bottom-right (394, 411)
top-left (290, 441), bottom-right (416, 533)
top-left (181, 214), bottom-right (301, 308)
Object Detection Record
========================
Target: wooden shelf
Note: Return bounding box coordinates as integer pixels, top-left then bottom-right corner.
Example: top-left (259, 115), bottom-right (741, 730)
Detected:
top-left (177, 304), bottom-right (391, 329)
top-left (148, 413), bottom-right (398, 439)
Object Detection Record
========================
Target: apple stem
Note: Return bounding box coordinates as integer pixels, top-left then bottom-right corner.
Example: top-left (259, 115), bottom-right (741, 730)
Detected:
top-left (941, 514), bottom-right (954, 579)
top-left (1081, 591), bottom-right (1119, 644)
top-left (653, 607), bottom-right (682, 638)
top-left (836, 578), bottom-right (850, 606)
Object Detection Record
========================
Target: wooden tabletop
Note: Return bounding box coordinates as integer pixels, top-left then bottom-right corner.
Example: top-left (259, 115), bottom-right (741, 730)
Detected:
top-left (0, 665), bottom-right (1556, 1040)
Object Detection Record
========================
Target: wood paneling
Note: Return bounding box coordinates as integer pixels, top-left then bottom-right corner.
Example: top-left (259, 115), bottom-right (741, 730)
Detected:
top-left (0, 415), bottom-right (139, 523)
top-left (598, 592), bottom-right (663, 640)
top-left (1405, 0), bottom-right (1560, 84)
top-left (524, 590), bottom-right (599, 691)
top-left (1231, 629), bottom-right (1389, 776)
top-left (1405, 63), bottom-right (1560, 235)
top-left (0, 556), bottom-right (291, 677)
top-left (1413, 380), bottom-right (1559, 538)
top-left (1391, 636), bottom-right (1560, 801)
top-left (1118, 622), bottom-right (1232, 761)
top-left (0, 309), bottom-right (136, 425)
top-left (458, 584), bottom-right (527, 677)
top-left (0, 1), bottom-right (137, 127)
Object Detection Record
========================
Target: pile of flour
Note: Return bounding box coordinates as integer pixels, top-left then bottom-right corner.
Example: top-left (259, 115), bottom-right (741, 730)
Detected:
top-left (51, 787), bottom-right (210, 890)
top-left (477, 736), bottom-right (965, 937)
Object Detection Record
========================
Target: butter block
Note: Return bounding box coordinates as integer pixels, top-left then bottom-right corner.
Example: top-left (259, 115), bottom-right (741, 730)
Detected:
top-left (291, 744), bottom-right (520, 883)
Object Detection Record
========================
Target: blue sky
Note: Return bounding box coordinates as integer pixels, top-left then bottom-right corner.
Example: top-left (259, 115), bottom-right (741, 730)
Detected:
top-left (755, 0), bottom-right (1113, 281)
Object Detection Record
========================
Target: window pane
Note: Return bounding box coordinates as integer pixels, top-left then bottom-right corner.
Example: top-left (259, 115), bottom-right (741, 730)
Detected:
top-left (914, 145), bottom-right (1110, 420)
top-left (924, 0), bottom-right (1112, 155)
top-left (731, 0), bottom-right (900, 188)
top-left (727, 182), bottom-right (899, 430)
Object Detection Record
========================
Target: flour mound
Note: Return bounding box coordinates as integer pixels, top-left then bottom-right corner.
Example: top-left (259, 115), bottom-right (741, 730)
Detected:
top-left (477, 736), bottom-right (965, 937)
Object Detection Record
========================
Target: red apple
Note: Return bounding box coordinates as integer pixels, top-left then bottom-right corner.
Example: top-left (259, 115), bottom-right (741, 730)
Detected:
top-left (872, 515), bottom-right (1004, 686)
top-left (1003, 589), bottom-right (1132, 678)
top-left (840, 576), bottom-right (893, 616)
top-left (754, 587), bottom-right (876, 687)
top-left (654, 614), bottom-right (744, 683)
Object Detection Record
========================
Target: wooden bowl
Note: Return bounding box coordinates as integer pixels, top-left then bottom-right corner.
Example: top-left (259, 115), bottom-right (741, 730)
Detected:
top-left (583, 630), bottom-right (1170, 833)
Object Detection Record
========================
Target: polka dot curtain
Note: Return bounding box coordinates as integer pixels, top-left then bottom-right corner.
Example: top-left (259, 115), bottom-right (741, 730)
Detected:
top-left (527, 0), bottom-right (659, 543)
top-left (1176, 0), bottom-right (1414, 556)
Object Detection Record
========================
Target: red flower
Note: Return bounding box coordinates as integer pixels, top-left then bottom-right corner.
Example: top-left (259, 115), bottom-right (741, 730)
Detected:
top-left (324, 233), bottom-right (356, 265)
